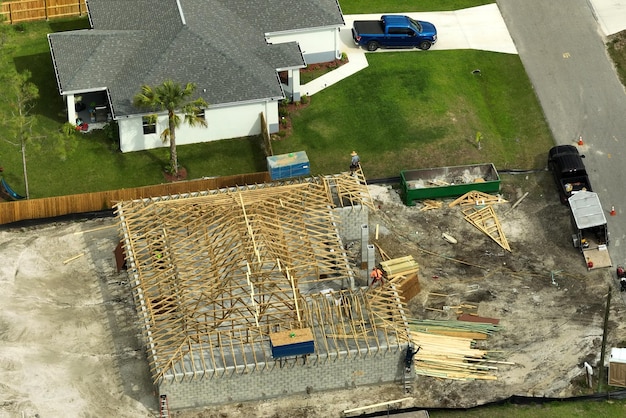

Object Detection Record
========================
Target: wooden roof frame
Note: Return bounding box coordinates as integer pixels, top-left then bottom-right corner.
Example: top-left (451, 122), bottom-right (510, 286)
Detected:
top-left (115, 175), bottom-right (401, 383)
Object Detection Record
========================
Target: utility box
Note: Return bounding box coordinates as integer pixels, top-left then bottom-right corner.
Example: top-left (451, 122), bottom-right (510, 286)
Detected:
top-left (609, 347), bottom-right (626, 387)
top-left (267, 151), bottom-right (310, 180)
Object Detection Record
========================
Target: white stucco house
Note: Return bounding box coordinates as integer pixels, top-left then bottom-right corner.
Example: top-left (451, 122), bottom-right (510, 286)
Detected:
top-left (47, 0), bottom-right (345, 152)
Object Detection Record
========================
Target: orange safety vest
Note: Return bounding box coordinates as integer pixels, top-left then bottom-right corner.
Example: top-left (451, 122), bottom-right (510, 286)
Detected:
top-left (370, 268), bottom-right (383, 283)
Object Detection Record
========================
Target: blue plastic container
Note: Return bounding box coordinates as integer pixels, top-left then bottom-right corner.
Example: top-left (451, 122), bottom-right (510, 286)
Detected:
top-left (267, 151), bottom-right (310, 180)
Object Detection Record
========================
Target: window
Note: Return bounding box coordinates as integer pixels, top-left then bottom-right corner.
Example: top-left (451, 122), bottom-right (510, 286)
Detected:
top-left (142, 116), bottom-right (156, 135)
top-left (196, 110), bottom-right (205, 121)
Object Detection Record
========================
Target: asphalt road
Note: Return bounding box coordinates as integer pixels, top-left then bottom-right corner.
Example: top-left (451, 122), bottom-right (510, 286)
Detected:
top-left (497, 0), bottom-right (626, 264)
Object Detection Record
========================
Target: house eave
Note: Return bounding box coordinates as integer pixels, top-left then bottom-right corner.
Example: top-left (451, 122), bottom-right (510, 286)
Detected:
top-left (265, 24), bottom-right (343, 38)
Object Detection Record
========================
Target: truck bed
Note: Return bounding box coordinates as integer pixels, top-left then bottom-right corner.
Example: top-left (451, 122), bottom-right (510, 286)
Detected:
top-left (561, 176), bottom-right (591, 195)
top-left (584, 245), bottom-right (612, 270)
top-left (353, 20), bottom-right (384, 35)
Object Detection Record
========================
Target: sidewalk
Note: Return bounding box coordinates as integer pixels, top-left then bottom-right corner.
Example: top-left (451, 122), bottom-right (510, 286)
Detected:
top-left (587, 0), bottom-right (626, 35)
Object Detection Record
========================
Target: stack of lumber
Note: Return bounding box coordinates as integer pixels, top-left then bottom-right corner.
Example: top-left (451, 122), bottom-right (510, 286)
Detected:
top-left (407, 318), bottom-right (509, 381)
top-left (381, 256), bottom-right (418, 276)
top-left (380, 256), bottom-right (420, 302)
top-left (407, 318), bottom-right (500, 340)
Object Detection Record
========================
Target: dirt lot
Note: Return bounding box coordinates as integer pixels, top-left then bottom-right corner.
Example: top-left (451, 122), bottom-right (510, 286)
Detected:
top-left (1, 171), bottom-right (626, 418)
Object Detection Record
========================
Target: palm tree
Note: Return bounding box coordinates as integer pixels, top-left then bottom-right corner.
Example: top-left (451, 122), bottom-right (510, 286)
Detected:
top-left (133, 80), bottom-right (208, 176)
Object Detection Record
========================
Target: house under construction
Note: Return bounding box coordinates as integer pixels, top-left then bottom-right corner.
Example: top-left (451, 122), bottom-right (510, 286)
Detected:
top-left (116, 171), bottom-right (411, 410)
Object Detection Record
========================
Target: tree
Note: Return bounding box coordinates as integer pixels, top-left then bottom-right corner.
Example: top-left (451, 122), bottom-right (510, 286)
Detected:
top-left (2, 70), bottom-right (38, 199)
top-left (133, 80), bottom-right (208, 176)
top-left (1, 70), bottom-right (78, 199)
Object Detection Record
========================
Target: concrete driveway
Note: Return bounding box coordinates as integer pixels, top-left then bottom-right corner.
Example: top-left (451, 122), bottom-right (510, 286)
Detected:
top-left (342, 5), bottom-right (517, 54)
top-left (304, 4), bottom-right (516, 95)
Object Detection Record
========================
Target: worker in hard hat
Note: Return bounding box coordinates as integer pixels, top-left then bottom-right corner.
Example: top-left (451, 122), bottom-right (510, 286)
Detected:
top-left (350, 151), bottom-right (360, 174)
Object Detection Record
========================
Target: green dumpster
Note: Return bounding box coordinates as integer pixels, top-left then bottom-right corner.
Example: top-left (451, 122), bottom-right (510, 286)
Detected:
top-left (400, 163), bottom-right (500, 206)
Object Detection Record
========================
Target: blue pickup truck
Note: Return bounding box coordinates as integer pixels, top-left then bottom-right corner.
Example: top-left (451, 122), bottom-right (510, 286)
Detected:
top-left (352, 15), bottom-right (437, 52)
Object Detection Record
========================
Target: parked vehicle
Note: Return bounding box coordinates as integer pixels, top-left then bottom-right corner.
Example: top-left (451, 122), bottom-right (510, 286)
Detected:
top-left (547, 145), bottom-right (592, 204)
top-left (352, 15), bottom-right (437, 52)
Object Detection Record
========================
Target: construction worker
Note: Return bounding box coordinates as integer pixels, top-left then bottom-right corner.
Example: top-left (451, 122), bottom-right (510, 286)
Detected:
top-left (618, 266), bottom-right (626, 292)
top-left (369, 266), bottom-right (384, 287)
top-left (350, 151), bottom-right (360, 173)
top-left (405, 345), bottom-right (420, 372)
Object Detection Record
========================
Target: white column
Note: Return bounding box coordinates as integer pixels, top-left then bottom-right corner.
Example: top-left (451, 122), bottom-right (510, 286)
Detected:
top-left (289, 69), bottom-right (301, 101)
top-left (265, 100), bottom-right (279, 134)
top-left (66, 94), bottom-right (76, 124)
top-left (335, 26), bottom-right (342, 59)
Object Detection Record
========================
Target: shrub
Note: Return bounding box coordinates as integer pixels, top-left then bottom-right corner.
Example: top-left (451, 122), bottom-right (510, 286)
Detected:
top-left (102, 121), bottom-right (120, 151)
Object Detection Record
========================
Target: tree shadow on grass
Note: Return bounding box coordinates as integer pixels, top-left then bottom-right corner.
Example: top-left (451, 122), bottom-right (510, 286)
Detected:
top-left (13, 52), bottom-right (65, 122)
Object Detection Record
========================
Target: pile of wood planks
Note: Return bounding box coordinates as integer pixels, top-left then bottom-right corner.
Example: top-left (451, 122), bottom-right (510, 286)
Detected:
top-left (380, 256), bottom-right (420, 302)
top-left (408, 330), bottom-right (509, 380)
top-left (406, 317), bottom-right (509, 381)
top-left (408, 318), bottom-right (500, 340)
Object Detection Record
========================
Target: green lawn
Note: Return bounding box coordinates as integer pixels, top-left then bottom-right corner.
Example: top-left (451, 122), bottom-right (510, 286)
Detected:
top-left (0, 18), bottom-right (267, 198)
top-left (607, 30), bottom-right (626, 88)
top-left (274, 51), bottom-right (552, 178)
top-left (339, 0), bottom-right (493, 14)
top-left (0, 1), bottom-right (549, 198)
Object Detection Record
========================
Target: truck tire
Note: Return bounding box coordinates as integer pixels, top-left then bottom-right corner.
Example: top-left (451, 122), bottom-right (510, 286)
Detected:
top-left (366, 41), bottom-right (379, 52)
top-left (418, 41), bottom-right (432, 50)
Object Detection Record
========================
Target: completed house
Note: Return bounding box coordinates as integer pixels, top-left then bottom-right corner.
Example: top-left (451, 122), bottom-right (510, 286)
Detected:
top-left (48, 0), bottom-right (344, 152)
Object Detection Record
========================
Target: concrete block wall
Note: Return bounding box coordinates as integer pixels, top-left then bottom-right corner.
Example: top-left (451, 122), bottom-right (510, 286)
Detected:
top-left (334, 205), bottom-right (368, 241)
top-left (161, 345), bottom-right (406, 410)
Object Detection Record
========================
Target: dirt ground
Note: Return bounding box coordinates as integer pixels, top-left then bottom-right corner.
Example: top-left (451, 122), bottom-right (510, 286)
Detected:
top-left (2, 171), bottom-right (626, 418)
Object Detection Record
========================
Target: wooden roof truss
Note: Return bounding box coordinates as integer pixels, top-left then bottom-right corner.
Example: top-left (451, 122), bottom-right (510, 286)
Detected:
top-left (448, 190), bottom-right (507, 208)
top-left (462, 205), bottom-right (511, 252)
top-left (116, 177), bottom-right (398, 384)
top-left (322, 167), bottom-right (375, 210)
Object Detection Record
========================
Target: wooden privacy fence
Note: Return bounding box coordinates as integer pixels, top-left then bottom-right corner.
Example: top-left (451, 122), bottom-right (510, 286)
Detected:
top-left (1, 0), bottom-right (87, 24)
top-left (0, 172), bottom-right (270, 225)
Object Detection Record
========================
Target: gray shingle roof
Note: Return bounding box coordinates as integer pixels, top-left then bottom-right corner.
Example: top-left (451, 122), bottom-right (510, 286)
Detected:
top-left (48, 0), bottom-right (342, 118)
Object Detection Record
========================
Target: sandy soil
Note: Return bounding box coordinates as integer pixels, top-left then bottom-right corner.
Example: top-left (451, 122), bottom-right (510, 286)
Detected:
top-left (1, 171), bottom-right (625, 418)
top-left (0, 219), bottom-right (156, 418)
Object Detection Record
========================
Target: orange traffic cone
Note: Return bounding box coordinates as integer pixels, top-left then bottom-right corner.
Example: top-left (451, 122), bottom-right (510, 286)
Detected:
top-left (578, 136), bottom-right (584, 146)
top-left (610, 206), bottom-right (616, 216)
